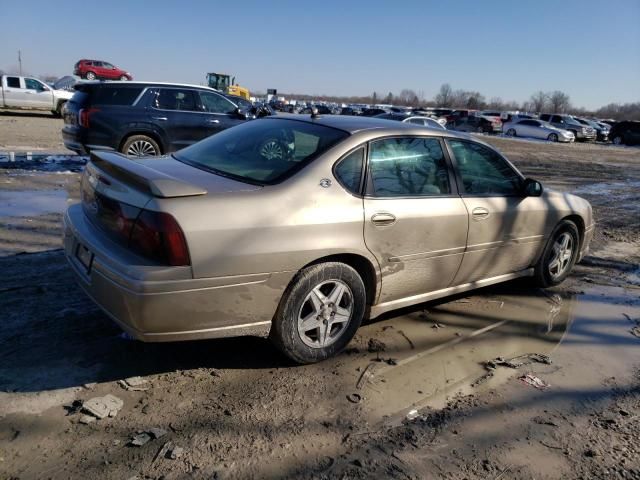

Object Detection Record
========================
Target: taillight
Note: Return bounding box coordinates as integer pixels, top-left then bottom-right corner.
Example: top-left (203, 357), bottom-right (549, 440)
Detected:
top-left (79, 108), bottom-right (99, 128)
top-left (129, 210), bottom-right (190, 266)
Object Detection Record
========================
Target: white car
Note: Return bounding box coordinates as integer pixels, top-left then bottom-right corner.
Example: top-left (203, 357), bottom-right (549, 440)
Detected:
top-left (403, 115), bottom-right (447, 130)
top-left (1, 75), bottom-right (73, 116)
top-left (504, 119), bottom-right (575, 143)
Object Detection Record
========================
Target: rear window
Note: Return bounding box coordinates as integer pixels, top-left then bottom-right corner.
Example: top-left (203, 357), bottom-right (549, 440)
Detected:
top-left (174, 118), bottom-right (349, 185)
top-left (90, 87), bottom-right (144, 106)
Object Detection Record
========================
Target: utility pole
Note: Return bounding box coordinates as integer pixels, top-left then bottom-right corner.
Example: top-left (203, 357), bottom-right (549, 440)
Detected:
top-left (18, 50), bottom-right (22, 75)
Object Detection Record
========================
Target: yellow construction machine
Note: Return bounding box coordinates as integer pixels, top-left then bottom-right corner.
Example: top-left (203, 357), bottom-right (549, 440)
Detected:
top-left (206, 72), bottom-right (250, 100)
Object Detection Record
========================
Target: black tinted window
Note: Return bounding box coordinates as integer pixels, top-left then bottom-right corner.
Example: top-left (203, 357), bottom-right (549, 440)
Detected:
top-left (7, 77), bottom-right (20, 88)
top-left (369, 137), bottom-right (450, 197)
top-left (449, 140), bottom-right (522, 195)
top-left (174, 119), bottom-right (348, 185)
top-left (91, 87), bottom-right (143, 106)
top-left (551, 115), bottom-right (563, 123)
top-left (155, 89), bottom-right (197, 111)
top-left (334, 148), bottom-right (364, 194)
top-left (199, 91), bottom-right (236, 113)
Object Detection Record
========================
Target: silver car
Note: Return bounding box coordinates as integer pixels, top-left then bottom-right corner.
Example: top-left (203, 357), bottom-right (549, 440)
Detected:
top-left (64, 115), bottom-right (594, 363)
top-left (504, 119), bottom-right (575, 143)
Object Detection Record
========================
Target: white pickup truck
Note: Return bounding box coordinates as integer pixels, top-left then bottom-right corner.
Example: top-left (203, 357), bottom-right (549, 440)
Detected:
top-left (1, 75), bottom-right (73, 117)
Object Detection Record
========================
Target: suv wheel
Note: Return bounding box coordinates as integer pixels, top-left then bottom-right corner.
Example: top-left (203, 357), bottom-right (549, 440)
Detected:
top-left (119, 75), bottom-right (128, 81)
top-left (270, 262), bottom-right (366, 364)
top-left (612, 135), bottom-right (623, 145)
top-left (85, 71), bottom-right (96, 80)
top-left (506, 128), bottom-right (516, 137)
top-left (532, 220), bottom-right (579, 288)
top-left (122, 135), bottom-right (161, 156)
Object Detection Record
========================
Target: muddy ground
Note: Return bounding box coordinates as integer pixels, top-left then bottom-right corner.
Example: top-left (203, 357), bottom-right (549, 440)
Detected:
top-left (1, 115), bottom-right (639, 479)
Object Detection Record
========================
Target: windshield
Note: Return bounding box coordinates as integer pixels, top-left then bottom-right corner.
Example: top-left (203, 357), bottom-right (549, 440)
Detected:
top-left (173, 119), bottom-right (349, 185)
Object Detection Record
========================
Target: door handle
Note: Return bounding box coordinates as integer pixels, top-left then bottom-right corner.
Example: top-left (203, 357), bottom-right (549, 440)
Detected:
top-left (206, 119), bottom-right (220, 124)
top-left (472, 207), bottom-right (490, 220)
top-left (371, 212), bottom-right (397, 226)
top-left (151, 116), bottom-right (168, 121)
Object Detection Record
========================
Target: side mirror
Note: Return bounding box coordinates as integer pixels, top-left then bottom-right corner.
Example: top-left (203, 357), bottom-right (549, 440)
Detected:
top-left (523, 178), bottom-right (543, 197)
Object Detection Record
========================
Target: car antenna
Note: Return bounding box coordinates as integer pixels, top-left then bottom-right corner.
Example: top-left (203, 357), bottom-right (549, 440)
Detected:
top-left (310, 106), bottom-right (320, 119)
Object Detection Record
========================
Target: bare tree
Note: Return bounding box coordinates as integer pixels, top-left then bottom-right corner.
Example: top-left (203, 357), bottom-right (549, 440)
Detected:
top-left (529, 91), bottom-right (548, 113)
top-left (548, 91), bottom-right (571, 113)
top-left (372, 91), bottom-right (378, 103)
top-left (487, 97), bottom-right (504, 110)
top-left (384, 92), bottom-right (394, 104)
top-left (434, 83), bottom-right (453, 107)
top-left (398, 89), bottom-right (418, 106)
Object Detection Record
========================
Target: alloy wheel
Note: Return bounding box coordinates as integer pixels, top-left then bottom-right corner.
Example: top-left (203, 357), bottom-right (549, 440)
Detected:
top-left (548, 133), bottom-right (558, 142)
top-left (259, 140), bottom-right (284, 160)
top-left (127, 140), bottom-right (158, 156)
top-left (86, 72), bottom-right (96, 80)
top-left (548, 232), bottom-right (573, 280)
top-left (297, 280), bottom-right (353, 349)
top-left (506, 129), bottom-right (516, 136)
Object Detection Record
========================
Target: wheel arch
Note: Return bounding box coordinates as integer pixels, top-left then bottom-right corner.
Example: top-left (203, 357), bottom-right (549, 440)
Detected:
top-left (561, 214), bottom-right (585, 249)
top-left (301, 253), bottom-right (379, 307)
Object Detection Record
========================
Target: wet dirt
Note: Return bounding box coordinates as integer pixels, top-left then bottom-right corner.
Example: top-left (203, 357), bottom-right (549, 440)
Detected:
top-left (0, 136), bottom-right (639, 479)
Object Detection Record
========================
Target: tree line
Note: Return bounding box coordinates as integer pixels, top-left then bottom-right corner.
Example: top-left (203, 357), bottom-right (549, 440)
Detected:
top-left (271, 83), bottom-right (639, 121)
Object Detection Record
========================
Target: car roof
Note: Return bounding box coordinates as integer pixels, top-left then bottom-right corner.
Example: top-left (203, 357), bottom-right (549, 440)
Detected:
top-left (264, 113), bottom-right (478, 142)
top-left (76, 81), bottom-right (220, 92)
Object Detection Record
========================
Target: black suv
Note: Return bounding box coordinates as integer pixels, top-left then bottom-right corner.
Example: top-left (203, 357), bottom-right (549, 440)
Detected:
top-left (62, 82), bottom-right (252, 156)
top-left (609, 121), bottom-right (640, 146)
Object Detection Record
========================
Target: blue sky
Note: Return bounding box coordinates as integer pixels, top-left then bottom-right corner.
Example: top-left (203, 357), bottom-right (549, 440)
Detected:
top-left (1, 0), bottom-right (638, 109)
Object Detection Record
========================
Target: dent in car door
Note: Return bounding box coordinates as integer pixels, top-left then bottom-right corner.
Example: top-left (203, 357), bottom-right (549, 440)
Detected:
top-left (362, 137), bottom-right (468, 303)
top-left (447, 139), bottom-right (546, 284)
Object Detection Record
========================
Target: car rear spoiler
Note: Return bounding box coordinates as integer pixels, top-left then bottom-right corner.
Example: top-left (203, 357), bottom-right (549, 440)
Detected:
top-left (89, 151), bottom-right (207, 198)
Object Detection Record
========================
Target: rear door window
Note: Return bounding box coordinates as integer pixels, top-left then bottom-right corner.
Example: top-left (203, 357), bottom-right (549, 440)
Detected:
top-left (551, 115), bottom-right (563, 123)
top-left (155, 89), bottom-right (197, 111)
top-left (6, 77), bottom-right (21, 88)
top-left (368, 137), bottom-right (451, 197)
top-left (91, 87), bottom-right (144, 106)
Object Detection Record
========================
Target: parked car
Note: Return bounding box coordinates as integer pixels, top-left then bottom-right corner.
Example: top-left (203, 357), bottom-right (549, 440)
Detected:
top-left (502, 112), bottom-right (534, 124)
top-left (374, 112), bottom-right (445, 129)
top-left (503, 119), bottom-right (575, 142)
top-left (360, 107), bottom-right (389, 117)
top-left (300, 105), bottom-right (333, 115)
top-left (608, 121), bottom-right (640, 146)
top-left (62, 82), bottom-right (251, 156)
top-left (74, 59), bottom-right (132, 81)
top-left (340, 106), bottom-right (361, 116)
top-left (447, 115), bottom-right (501, 134)
top-left (539, 114), bottom-right (596, 141)
top-left (574, 117), bottom-right (609, 142)
top-left (63, 115), bottom-right (593, 363)
top-left (1, 74), bottom-right (73, 116)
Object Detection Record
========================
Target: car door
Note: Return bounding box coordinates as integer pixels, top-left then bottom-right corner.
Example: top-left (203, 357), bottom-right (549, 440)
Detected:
top-left (101, 62), bottom-right (117, 80)
top-left (2, 76), bottom-right (26, 107)
top-left (446, 138), bottom-right (547, 284)
top-left (24, 78), bottom-right (53, 108)
top-left (196, 90), bottom-right (244, 139)
top-left (363, 136), bottom-right (469, 304)
top-left (151, 88), bottom-right (206, 152)
top-left (517, 120), bottom-right (536, 138)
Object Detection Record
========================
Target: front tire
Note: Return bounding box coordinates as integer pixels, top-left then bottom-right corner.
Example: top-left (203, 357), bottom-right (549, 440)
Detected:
top-left (119, 75), bottom-right (128, 81)
top-left (121, 135), bottom-right (161, 156)
top-left (547, 133), bottom-right (558, 142)
top-left (532, 220), bottom-right (580, 288)
top-left (270, 262), bottom-right (366, 364)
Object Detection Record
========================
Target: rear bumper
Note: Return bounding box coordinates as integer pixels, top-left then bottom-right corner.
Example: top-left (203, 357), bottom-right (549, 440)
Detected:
top-left (63, 205), bottom-right (291, 342)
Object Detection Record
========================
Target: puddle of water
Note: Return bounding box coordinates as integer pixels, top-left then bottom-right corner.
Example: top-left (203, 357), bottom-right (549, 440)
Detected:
top-left (0, 189), bottom-right (69, 217)
top-left (356, 285), bottom-right (640, 426)
top-left (572, 180), bottom-right (640, 199)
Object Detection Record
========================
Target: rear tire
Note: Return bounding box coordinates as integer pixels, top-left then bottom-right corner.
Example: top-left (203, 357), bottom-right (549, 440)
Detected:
top-left (612, 135), bottom-right (623, 145)
top-left (270, 262), bottom-right (366, 364)
top-left (121, 135), bottom-right (161, 156)
top-left (506, 128), bottom-right (516, 137)
top-left (532, 220), bottom-right (580, 288)
top-left (85, 71), bottom-right (96, 80)
top-left (55, 101), bottom-right (66, 118)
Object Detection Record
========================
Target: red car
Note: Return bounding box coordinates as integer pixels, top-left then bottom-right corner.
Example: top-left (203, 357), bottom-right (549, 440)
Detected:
top-left (73, 59), bottom-right (133, 81)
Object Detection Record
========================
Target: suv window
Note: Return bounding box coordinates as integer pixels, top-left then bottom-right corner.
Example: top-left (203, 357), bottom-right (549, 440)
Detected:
top-left (198, 91), bottom-right (236, 114)
top-left (368, 137), bottom-right (450, 197)
top-left (540, 114), bottom-right (550, 121)
top-left (91, 87), bottom-right (144, 105)
top-left (448, 140), bottom-right (522, 195)
top-left (155, 89), bottom-right (197, 111)
top-left (25, 78), bottom-right (45, 91)
top-left (6, 77), bottom-right (21, 88)
top-left (551, 115), bottom-right (563, 123)
top-left (334, 147), bottom-right (364, 195)
top-left (103, 63), bottom-right (114, 69)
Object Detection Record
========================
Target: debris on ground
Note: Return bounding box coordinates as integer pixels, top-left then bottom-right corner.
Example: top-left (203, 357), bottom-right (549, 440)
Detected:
top-left (367, 338), bottom-right (386, 353)
top-left (148, 427), bottom-right (167, 439)
top-left (431, 322), bottom-right (445, 329)
top-left (519, 374), bottom-right (550, 390)
top-left (346, 393), bottom-right (362, 404)
top-left (485, 353), bottom-right (552, 370)
top-left (397, 330), bottom-right (415, 349)
top-left (130, 432), bottom-right (152, 447)
top-left (406, 409), bottom-right (420, 421)
top-left (168, 445), bottom-right (184, 460)
top-left (118, 376), bottom-right (150, 391)
top-left (65, 399), bottom-right (83, 416)
top-left (373, 357), bottom-right (398, 366)
top-left (82, 394), bottom-right (124, 419)
top-left (78, 415), bottom-right (96, 425)
top-left (356, 363), bottom-right (376, 389)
